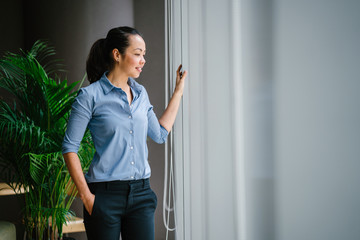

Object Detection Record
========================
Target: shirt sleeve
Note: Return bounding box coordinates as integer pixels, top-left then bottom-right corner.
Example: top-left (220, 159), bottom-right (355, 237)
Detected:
top-left (147, 105), bottom-right (169, 144)
top-left (62, 88), bottom-right (93, 154)
top-left (145, 88), bottom-right (169, 144)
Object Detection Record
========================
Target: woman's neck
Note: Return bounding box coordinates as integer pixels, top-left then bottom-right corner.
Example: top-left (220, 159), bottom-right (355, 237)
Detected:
top-left (106, 69), bottom-right (129, 90)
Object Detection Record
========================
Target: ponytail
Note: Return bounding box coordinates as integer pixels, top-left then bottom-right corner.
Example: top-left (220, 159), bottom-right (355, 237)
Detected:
top-left (86, 38), bottom-right (109, 84)
top-left (86, 26), bottom-right (143, 84)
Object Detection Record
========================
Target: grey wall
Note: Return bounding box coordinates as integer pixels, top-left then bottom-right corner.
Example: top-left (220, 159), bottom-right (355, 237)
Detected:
top-left (0, 0), bottom-right (24, 103)
top-left (1, 1), bottom-right (134, 239)
top-left (23, 0), bottom-right (134, 87)
top-left (133, 1), bottom-right (170, 239)
top-left (0, 2), bottom-right (26, 238)
top-left (1, 1), bottom-right (169, 239)
top-left (273, 0), bottom-right (360, 239)
top-left (0, 0), bottom-right (23, 55)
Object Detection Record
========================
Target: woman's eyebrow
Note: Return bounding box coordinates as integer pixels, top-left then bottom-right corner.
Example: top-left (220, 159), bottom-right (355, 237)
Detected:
top-left (134, 48), bottom-right (146, 52)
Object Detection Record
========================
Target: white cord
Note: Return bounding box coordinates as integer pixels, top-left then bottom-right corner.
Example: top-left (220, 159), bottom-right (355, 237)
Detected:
top-left (163, 0), bottom-right (177, 238)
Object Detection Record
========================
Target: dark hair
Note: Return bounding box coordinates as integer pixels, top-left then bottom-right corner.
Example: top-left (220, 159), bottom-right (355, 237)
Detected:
top-left (86, 26), bottom-right (142, 84)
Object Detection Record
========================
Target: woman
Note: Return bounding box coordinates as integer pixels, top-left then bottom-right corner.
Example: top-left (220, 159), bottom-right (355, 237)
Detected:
top-left (62, 26), bottom-right (187, 240)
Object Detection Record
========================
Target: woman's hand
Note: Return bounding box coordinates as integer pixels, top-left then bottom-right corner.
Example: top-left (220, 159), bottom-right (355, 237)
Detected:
top-left (63, 152), bottom-right (97, 216)
top-left (82, 193), bottom-right (95, 215)
top-left (174, 64), bottom-right (187, 95)
top-left (158, 64), bottom-right (188, 132)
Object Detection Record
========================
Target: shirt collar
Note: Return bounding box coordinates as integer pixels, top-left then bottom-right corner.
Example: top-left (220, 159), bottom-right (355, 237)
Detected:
top-left (99, 72), bottom-right (114, 95)
top-left (99, 72), bottom-right (143, 96)
top-left (127, 78), bottom-right (142, 97)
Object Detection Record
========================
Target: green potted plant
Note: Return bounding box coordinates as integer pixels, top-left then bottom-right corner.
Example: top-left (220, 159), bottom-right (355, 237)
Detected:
top-left (0, 40), bottom-right (94, 239)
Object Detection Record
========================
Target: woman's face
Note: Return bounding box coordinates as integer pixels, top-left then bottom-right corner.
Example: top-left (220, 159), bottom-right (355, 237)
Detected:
top-left (118, 34), bottom-right (146, 79)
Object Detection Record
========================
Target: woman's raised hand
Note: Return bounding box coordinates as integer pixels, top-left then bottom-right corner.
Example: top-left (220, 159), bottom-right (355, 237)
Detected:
top-left (158, 64), bottom-right (188, 132)
top-left (174, 64), bottom-right (187, 95)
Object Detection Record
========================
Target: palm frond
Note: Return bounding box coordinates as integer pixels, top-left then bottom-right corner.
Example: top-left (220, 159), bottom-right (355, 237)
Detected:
top-left (28, 39), bottom-right (65, 75)
top-left (0, 40), bottom-right (94, 239)
top-left (0, 101), bottom-right (53, 150)
top-left (45, 78), bottom-right (78, 124)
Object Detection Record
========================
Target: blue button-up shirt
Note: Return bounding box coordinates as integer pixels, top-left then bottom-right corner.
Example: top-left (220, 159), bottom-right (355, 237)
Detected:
top-left (62, 73), bottom-right (168, 182)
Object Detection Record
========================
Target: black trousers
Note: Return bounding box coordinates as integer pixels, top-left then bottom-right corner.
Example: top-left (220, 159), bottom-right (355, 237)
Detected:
top-left (84, 178), bottom-right (157, 240)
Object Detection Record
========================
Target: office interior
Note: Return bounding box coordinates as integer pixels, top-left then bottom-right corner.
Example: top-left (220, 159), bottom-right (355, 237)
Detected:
top-left (0, 0), bottom-right (359, 240)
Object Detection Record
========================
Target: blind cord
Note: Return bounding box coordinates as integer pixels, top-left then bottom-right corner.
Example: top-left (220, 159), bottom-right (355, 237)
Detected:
top-left (163, 0), bottom-right (177, 238)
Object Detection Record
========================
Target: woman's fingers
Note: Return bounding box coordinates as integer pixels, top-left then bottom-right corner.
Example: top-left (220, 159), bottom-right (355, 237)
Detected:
top-left (177, 64), bottom-right (186, 79)
top-left (177, 64), bottom-right (182, 74)
top-left (174, 65), bottom-right (187, 94)
top-left (181, 70), bottom-right (188, 80)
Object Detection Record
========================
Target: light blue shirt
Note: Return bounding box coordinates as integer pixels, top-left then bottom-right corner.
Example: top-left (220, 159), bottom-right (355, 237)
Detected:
top-left (62, 73), bottom-right (168, 182)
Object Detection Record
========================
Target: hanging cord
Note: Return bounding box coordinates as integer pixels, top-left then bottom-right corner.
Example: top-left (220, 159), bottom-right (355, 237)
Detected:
top-left (163, 0), bottom-right (177, 238)
top-left (163, 132), bottom-right (176, 233)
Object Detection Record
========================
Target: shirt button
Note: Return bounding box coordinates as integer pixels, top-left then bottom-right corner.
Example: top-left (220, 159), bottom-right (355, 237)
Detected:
top-left (130, 146), bottom-right (134, 150)
top-left (131, 161), bottom-right (135, 165)
top-left (128, 115), bottom-right (132, 119)
top-left (129, 130), bottom-right (133, 134)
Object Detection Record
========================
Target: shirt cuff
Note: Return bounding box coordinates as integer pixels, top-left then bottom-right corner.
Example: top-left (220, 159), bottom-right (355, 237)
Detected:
top-left (61, 142), bottom-right (80, 154)
top-left (160, 124), bottom-right (169, 143)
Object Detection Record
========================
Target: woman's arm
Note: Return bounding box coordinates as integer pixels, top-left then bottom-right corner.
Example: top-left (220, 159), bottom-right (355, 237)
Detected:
top-left (63, 152), bottom-right (95, 215)
top-left (159, 64), bottom-right (188, 132)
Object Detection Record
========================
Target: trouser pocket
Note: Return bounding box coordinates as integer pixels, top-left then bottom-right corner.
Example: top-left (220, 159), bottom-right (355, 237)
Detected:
top-left (90, 193), bottom-right (98, 216)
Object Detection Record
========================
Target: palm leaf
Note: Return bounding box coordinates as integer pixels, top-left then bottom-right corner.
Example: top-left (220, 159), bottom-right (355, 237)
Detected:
top-left (27, 39), bottom-right (65, 75)
top-left (0, 40), bottom-right (95, 239)
top-left (45, 78), bottom-right (78, 124)
top-left (0, 101), bottom-right (53, 149)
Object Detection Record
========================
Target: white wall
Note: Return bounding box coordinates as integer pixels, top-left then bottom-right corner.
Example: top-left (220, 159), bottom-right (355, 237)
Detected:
top-left (169, 0), bottom-right (243, 239)
top-left (171, 0), bottom-right (360, 240)
top-left (242, 0), bottom-right (275, 239)
top-left (273, 1), bottom-right (360, 239)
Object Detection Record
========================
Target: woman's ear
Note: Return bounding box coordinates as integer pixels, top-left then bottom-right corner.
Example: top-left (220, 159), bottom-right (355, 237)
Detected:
top-left (112, 48), bottom-right (121, 62)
